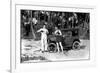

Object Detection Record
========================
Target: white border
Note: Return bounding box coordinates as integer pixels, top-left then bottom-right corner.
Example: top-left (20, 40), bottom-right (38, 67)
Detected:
top-left (11, 2), bottom-right (96, 73)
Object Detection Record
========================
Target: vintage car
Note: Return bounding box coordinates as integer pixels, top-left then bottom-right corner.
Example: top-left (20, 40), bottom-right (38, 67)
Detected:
top-left (47, 27), bottom-right (81, 52)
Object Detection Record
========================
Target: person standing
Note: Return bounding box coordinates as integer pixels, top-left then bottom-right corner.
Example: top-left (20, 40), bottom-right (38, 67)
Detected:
top-left (31, 17), bottom-right (38, 39)
top-left (54, 27), bottom-right (63, 53)
top-left (37, 25), bottom-right (48, 52)
top-left (68, 12), bottom-right (78, 28)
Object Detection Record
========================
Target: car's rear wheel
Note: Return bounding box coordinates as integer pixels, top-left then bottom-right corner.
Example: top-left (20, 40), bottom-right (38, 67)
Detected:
top-left (72, 41), bottom-right (80, 50)
top-left (47, 43), bottom-right (57, 53)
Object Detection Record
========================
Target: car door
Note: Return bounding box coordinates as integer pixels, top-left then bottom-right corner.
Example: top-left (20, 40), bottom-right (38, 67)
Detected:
top-left (64, 31), bottom-right (73, 47)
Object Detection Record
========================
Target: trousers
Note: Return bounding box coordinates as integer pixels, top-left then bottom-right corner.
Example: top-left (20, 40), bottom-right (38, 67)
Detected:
top-left (41, 35), bottom-right (48, 51)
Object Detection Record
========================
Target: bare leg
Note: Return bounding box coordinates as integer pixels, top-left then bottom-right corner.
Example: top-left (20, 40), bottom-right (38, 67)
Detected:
top-left (56, 43), bottom-right (60, 52)
top-left (59, 42), bottom-right (63, 52)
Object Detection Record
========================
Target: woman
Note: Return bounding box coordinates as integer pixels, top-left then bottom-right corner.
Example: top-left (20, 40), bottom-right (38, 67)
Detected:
top-left (54, 27), bottom-right (63, 53)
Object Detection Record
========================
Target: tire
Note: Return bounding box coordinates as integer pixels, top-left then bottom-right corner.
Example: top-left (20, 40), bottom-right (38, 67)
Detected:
top-left (72, 41), bottom-right (80, 50)
top-left (47, 43), bottom-right (57, 53)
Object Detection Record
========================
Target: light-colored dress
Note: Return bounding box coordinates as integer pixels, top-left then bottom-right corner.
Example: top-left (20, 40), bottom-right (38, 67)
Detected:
top-left (37, 28), bottom-right (48, 51)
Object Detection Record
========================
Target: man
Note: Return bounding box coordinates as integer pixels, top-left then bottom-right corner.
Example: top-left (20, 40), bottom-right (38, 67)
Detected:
top-left (54, 27), bottom-right (63, 53)
top-left (31, 17), bottom-right (38, 39)
top-left (68, 12), bottom-right (78, 28)
top-left (24, 20), bottom-right (30, 37)
top-left (37, 25), bottom-right (48, 52)
top-left (32, 17), bottom-right (38, 25)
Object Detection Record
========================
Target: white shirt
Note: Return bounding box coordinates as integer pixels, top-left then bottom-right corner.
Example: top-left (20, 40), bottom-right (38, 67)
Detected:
top-left (37, 28), bottom-right (48, 37)
top-left (32, 18), bottom-right (37, 24)
top-left (54, 29), bottom-right (62, 35)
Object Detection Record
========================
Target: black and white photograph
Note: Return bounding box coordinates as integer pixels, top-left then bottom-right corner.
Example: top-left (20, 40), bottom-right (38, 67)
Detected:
top-left (20, 9), bottom-right (90, 63)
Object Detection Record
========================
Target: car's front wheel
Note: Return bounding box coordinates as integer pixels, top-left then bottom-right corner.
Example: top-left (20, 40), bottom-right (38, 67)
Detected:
top-left (72, 41), bottom-right (80, 50)
top-left (47, 43), bottom-right (57, 53)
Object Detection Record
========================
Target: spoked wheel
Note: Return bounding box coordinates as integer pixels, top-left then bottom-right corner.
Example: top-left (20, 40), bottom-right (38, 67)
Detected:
top-left (47, 43), bottom-right (57, 53)
top-left (72, 41), bottom-right (80, 50)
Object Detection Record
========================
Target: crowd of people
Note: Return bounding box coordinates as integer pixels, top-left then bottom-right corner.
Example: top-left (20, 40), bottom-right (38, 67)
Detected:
top-left (21, 10), bottom-right (90, 39)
